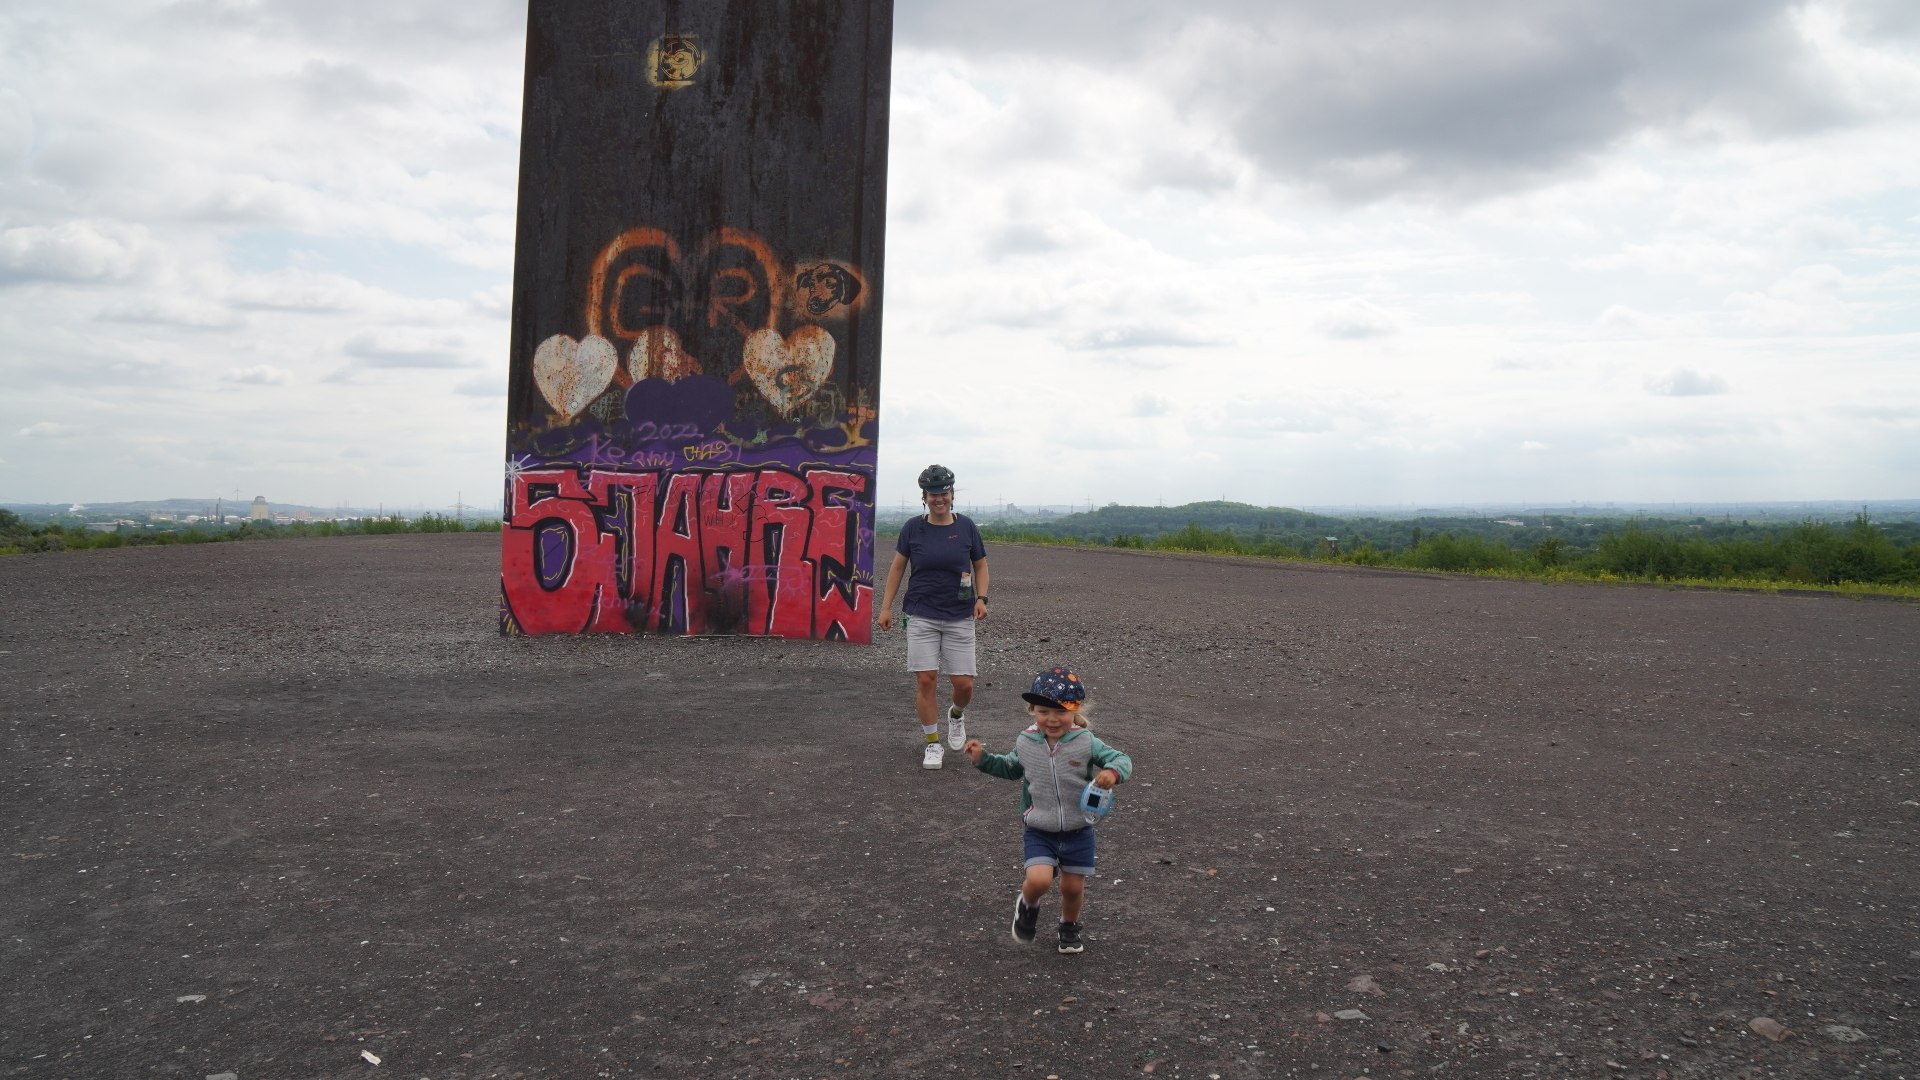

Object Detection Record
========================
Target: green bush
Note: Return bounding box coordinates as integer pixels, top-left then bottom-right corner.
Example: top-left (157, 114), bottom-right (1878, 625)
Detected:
top-left (1831, 515), bottom-right (1912, 584)
top-left (1340, 543), bottom-right (1389, 566)
top-left (1534, 536), bottom-right (1564, 568)
top-left (411, 513), bottom-right (467, 533)
top-left (1401, 533), bottom-right (1517, 572)
top-left (1153, 523), bottom-right (1245, 554)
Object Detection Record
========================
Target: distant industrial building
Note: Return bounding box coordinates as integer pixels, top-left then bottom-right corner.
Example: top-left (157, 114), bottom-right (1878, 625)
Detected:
top-left (250, 496), bottom-right (269, 521)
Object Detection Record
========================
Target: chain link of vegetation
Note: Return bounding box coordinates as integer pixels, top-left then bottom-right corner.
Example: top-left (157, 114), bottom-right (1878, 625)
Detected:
top-left (0, 509), bottom-right (500, 555)
top-left (980, 513), bottom-right (1920, 594)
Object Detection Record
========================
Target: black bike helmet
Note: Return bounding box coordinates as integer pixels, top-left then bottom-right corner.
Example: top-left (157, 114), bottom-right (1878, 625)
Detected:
top-left (917, 464), bottom-right (956, 494)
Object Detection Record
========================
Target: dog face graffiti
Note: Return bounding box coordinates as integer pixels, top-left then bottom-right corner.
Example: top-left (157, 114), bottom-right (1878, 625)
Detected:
top-left (796, 262), bottom-right (863, 318)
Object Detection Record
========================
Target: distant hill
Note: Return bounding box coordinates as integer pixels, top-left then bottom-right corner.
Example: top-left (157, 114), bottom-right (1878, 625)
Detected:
top-left (994, 500), bottom-right (1339, 540)
top-left (949, 499), bottom-right (1920, 560)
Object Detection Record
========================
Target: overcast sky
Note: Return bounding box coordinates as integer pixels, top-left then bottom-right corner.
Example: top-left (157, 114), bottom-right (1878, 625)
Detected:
top-left (3, 0), bottom-right (1917, 512)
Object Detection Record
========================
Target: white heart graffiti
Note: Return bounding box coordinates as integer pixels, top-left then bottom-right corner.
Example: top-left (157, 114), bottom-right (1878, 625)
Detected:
top-left (628, 325), bottom-right (702, 383)
top-left (742, 326), bottom-right (835, 416)
top-left (532, 333), bottom-right (619, 421)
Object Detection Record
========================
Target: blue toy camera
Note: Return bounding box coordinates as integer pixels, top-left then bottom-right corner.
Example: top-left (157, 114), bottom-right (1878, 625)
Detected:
top-left (1080, 780), bottom-right (1114, 820)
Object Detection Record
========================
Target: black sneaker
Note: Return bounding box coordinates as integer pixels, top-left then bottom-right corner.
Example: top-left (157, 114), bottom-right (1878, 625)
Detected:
top-left (1011, 895), bottom-right (1040, 944)
top-left (1057, 921), bottom-right (1085, 954)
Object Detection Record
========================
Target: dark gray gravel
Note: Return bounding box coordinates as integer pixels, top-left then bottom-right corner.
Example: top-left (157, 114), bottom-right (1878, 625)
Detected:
top-left (2, 533), bottom-right (1917, 1079)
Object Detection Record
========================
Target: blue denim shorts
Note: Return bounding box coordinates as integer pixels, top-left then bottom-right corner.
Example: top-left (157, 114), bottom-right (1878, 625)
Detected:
top-left (1023, 825), bottom-right (1096, 876)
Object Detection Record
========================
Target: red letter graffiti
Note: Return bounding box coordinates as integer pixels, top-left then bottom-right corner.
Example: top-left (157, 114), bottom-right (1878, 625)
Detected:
top-left (804, 468), bottom-right (872, 640)
top-left (500, 465), bottom-right (873, 643)
top-left (500, 469), bottom-right (627, 634)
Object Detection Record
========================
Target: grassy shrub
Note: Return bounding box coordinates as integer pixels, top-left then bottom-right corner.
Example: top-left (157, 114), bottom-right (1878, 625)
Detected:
top-left (1587, 517), bottom-right (1917, 586)
top-left (1400, 532), bottom-right (1517, 572)
top-left (1830, 515), bottom-right (1913, 584)
top-left (1340, 543), bottom-right (1389, 566)
top-left (1152, 523), bottom-right (1245, 554)
top-left (410, 513), bottom-right (469, 533)
top-left (1533, 536), bottom-right (1564, 569)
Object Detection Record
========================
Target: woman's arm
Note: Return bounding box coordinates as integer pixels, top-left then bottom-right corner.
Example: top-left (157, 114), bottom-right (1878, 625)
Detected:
top-left (972, 557), bottom-right (990, 621)
top-left (877, 551), bottom-right (910, 631)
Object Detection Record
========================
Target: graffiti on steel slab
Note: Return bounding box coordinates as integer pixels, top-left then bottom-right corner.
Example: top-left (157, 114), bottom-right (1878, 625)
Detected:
top-left (505, 225), bottom-right (877, 640)
top-left (647, 34), bottom-right (703, 89)
top-left (525, 226), bottom-right (869, 435)
top-left (501, 464), bottom-right (874, 640)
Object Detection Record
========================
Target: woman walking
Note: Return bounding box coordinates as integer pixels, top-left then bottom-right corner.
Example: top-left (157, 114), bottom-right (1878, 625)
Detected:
top-left (877, 464), bottom-right (990, 769)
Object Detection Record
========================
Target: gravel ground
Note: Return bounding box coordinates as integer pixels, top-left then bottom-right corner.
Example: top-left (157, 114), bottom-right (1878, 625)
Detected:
top-left (2, 533), bottom-right (1917, 1079)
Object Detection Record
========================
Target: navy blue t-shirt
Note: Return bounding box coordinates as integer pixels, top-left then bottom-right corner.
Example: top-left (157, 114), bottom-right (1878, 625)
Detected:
top-left (896, 514), bottom-right (987, 621)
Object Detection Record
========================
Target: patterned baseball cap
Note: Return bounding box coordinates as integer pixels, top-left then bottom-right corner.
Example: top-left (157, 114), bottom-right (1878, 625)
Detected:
top-left (1022, 666), bottom-right (1086, 711)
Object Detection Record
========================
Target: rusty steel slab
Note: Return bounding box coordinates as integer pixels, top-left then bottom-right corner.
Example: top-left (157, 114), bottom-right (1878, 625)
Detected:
top-left (501, 0), bottom-right (893, 641)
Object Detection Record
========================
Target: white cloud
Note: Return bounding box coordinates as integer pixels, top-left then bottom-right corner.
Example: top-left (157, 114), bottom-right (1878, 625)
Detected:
top-left (454, 374), bottom-right (504, 398)
top-left (17, 422), bottom-right (75, 439)
top-left (1581, 238), bottom-right (1770, 281)
top-left (342, 328), bottom-right (477, 370)
top-left (1071, 325), bottom-right (1230, 351)
top-left (227, 270), bottom-right (389, 313)
top-left (0, 221), bottom-right (152, 284)
top-left (1131, 394), bottom-right (1172, 418)
top-left (1726, 263), bottom-right (1859, 334)
top-left (101, 296), bottom-right (243, 330)
top-left (0, 87), bottom-right (32, 173)
top-left (220, 365), bottom-right (290, 386)
top-left (469, 284), bottom-right (512, 319)
top-left (1317, 298), bottom-right (1402, 340)
top-left (1645, 369), bottom-right (1731, 396)
top-left (897, 0), bottom-right (1860, 203)
top-left (1594, 305), bottom-right (1698, 339)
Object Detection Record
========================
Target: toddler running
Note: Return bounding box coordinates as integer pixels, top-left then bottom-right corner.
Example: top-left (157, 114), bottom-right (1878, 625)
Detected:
top-left (963, 666), bottom-right (1133, 953)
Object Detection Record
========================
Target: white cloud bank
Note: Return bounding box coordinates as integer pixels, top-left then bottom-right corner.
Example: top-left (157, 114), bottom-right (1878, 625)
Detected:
top-left (1, 0), bottom-right (1917, 508)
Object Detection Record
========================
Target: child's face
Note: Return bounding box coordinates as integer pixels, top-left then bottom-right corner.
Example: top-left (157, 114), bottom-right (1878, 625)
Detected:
top-left (1033, 704), bottom-right (1075, 738)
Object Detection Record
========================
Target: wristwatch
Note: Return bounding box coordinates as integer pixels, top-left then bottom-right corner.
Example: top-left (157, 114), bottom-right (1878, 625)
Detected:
top-left (977, 595), bottom-right (989, 604)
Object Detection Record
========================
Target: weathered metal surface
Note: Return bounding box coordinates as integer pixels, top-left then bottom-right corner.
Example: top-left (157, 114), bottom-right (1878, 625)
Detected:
top-left (501, 0), bottom-right (892, 641)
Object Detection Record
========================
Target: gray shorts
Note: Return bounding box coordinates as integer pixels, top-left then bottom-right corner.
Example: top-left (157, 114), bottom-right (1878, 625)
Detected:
top-left (905, 614), bottom-right (977, 676)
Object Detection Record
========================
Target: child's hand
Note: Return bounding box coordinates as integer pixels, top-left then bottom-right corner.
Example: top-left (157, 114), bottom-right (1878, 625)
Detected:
top-left (962, 739), bottom-right (984, 763)
top-left (1094, 768), bottom-right (1119, 789)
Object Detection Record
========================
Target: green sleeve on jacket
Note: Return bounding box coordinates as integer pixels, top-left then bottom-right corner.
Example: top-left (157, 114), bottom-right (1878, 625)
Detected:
top-left (1088, 736), bottom-right (1133, 783)
top-left (975, 748), bottom-right (1024, 780)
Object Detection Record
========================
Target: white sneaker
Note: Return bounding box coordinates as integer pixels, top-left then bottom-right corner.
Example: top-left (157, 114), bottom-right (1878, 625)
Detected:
top-left (947, 707), bottom-right (967, 750)
top-left (921, 741), bottom-right (945, 770)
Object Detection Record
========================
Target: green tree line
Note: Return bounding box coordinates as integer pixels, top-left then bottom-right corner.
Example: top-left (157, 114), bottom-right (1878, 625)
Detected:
top-left (13, 499), bottom-right (1919, 591)
top-left (0, 509), bottom-right (497, 555)
top-left (982, 506), bottom-right (1920, 590)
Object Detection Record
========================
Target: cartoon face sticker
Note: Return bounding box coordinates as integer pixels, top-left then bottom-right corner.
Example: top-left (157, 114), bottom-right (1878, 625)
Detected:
top-left (795, 262), bottom-right (862, 318)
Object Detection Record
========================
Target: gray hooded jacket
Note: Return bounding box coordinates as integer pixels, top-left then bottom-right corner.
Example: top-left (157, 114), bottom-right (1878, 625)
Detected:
top-left (975, 725), bottom-right (1134, 833)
